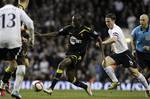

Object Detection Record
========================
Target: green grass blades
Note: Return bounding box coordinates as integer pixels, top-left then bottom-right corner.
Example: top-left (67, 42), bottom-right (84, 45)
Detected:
top-left (0, 90), bottom-right (148, 99)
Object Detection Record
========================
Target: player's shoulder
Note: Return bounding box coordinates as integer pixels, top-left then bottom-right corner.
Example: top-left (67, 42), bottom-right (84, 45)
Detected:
top-left (79, 25), bottom-right (92, 34)
top-left (2, 5), bottom-right (17, 9)
top-left (83, 26), bottom-right (92, 31)
top-left (132, 25), bottom-right (141, 34)
top-left (110, 24), bottom-right (122, 33)
top-left (133, 25), bottom-right (141, 31)
top-left (114, 24), bottom-right (122, 31)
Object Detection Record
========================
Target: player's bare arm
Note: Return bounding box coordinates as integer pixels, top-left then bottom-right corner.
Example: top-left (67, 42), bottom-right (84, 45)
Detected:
top-left (35, 31), bottom-right (59, 37)
top-left (96, 36), bottom-right (103, 48)
top-left (102, 36), bottom-right (117, 45)
top-left (130, 37), bottom-right (137, 56)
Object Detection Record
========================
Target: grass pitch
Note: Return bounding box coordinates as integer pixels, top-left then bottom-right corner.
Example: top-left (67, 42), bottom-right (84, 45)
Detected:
top-left (1, 90), bottom-right (149, 99)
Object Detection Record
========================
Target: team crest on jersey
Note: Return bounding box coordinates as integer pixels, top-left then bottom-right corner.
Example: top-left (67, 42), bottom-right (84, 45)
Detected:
top-left (70, 36), bottom-right (82, 45)
top-left (129, 60), bottom-right (133, 66)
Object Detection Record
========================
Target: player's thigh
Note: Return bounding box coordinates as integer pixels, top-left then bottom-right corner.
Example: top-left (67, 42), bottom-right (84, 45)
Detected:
top-left (16, 50), bottom-right (26, 65)
top-left (102, 56), bottom-right (116, 66)
top-left (58, 57), bottom-right (72, 69)
top-left (119, 50), bottom-right (137, 68)
top-left (67, 54), bottom-right (82, 65)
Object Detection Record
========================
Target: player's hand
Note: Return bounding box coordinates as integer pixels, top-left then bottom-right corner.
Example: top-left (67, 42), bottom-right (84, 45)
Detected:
top-left (132, 50), bottom-right (136, 57)
top-left (96, 42), bottom-right (100, 48)
top-left (143, 46), bottom-right (150, 51)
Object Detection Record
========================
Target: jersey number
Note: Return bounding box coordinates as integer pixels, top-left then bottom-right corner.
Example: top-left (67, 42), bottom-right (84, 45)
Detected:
top-left (0, 13), bottom-right (16, 28)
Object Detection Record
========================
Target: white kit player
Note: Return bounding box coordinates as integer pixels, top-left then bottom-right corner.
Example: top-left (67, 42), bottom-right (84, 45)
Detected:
top-left (0, 0), bottom-right (34, 99)
top-left (101, 13), bottom-right (150, 97)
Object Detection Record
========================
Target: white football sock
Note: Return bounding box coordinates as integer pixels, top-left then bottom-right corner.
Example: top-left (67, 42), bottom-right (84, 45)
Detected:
top-left (137, 73), bottom-right (150, 90)
top-left (104, 66), bottom-right (118, 82)
top-left (13, 65), bottom-right (26, 92)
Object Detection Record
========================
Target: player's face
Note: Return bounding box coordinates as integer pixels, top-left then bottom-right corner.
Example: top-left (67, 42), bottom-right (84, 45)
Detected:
top-left (140, 15), bottom-right (149, 28)
top-left (105, 18), bottom-right (114, 29)
top-left (72, 16), bottom-right (80, 27)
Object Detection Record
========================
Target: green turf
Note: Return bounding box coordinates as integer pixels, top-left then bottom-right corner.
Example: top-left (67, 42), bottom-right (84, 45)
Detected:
top-left (1, 90), bottom-right (149, 99)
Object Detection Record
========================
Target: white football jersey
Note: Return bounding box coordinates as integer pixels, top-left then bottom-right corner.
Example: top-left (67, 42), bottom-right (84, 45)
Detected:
top-left (0, 4), bottom-right (34, 49)
top-left (108, 24), bottom-right (128, 54)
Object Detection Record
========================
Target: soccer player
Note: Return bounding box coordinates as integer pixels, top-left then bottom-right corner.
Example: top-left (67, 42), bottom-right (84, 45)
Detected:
top-left (0, 0), bottom-right (34, 99)
top-left (131, 14), bottom-right (150, 81)
top-left (38, 14), bottom-right (102, 96)
top-left (102, 13), bottom-right (150, 96)
top-left (1, 27), bottom-right (30, 96)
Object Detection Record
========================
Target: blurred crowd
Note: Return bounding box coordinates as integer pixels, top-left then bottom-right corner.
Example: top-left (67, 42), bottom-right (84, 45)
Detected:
top-left (0, 0), bottom-right (150, 83)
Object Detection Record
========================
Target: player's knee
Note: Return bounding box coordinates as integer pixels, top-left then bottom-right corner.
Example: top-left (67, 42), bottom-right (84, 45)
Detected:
top-left (16, 57), bottom-right (25, 65)
top-left (129, 67), bottom-right (140, 77)
top-left (56, 69), bottom-right (63, 74)
top-left (16, 65), bottom-right (26, 76)
top-left (24, 58), bottom-right (29, 67)
top-left (68, 77), bottom-right (76, 83)
top-left (102, 56), bottom-right (114, 67)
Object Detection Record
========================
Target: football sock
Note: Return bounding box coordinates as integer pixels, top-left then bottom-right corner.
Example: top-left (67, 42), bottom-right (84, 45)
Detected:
top-left (13, 65), bottom-right (25, 92)
top-left (104, 66), bottom-right (118, 82)
top-left (50, 69), bottom-right (63, 90)
top-left (73, 81), bottom-right (87, 89)
top-left (137, 73), bottom-right (150, 90)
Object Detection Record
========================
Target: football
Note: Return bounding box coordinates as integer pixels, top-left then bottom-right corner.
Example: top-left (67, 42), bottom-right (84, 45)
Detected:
top-left (32, 80), bottom-right (43, 92)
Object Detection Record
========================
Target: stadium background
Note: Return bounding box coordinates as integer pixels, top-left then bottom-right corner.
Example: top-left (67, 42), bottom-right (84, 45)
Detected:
top-left (0, 0), bottom-right (150, 89)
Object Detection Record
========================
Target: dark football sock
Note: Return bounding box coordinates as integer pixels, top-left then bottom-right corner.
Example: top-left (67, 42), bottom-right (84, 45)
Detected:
top-left (50, 73), bottom-right (62, 90)
top-left (73, 81), bottom-right (87, 89)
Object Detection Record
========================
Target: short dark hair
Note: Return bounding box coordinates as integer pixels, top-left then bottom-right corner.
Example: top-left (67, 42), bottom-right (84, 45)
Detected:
top-left (105, 13), bottom-right (116, 21)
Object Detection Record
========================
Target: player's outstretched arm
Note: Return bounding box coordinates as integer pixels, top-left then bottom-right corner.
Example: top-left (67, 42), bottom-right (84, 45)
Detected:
top-left (35, 31), bottom-right (59, 37)
top-left (102, 36), bottom-right (117, 45)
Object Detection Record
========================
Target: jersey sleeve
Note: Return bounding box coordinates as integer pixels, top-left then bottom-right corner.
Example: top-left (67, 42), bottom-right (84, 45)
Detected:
top-left (112, 32), bottom-right (119, 39)
top-left (131, 28), bottom-right (137, 40)
top-left (58, 25), bottom-right (71, 36)
top-left (19, 8), bottom-right (34, 30)
top-left (90, 31), bottom-right (99, 39)
top-left (88, 27), bottom-right (99, 39)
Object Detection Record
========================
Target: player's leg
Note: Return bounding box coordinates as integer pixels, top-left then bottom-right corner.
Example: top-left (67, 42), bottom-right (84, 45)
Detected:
top-left (67, 69), bottom-right (93, 96)
top-left (11, 56), bottom-right (26, 99)
top-left (142, 61), bottom-right (150, 81)
top-left (43, 57), bottom-right (72, 95)
top-left (144, 67), bottom-right (150, 81)
top-left (102, 56), bottom-right (120, 89)
top-left (136, 51), bottom-right (150, 81)
top-left (0, 60), bottom-right (17, 90)
top-left (128, 67), bottom-right (150, 96)
top-left (0, 48), bottom-right (18, 90)
top-left (124, 51), bottom-right (150, 97)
